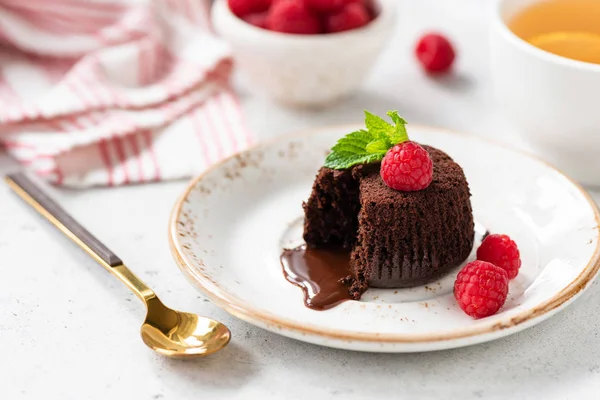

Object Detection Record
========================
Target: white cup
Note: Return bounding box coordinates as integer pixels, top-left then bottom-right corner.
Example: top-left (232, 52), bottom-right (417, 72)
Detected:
top-left (490, 0), bottom-right (600, 186)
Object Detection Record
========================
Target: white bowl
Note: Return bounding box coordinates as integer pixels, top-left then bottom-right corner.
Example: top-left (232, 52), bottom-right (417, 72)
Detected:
top-left (490, 0), bottom-right (600, 186)
top-left (212, 0), bottom-right (397, 108)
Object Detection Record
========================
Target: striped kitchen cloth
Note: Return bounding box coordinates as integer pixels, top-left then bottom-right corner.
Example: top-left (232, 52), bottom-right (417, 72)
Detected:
top-left (0, 0), bottom-right (252, 187)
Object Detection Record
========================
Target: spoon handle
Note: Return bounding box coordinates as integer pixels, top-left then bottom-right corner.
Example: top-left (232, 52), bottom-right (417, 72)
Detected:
top-left (6, 173), bottom-right (123, 267)
top-left (5, 173), bottom-right (155, 302)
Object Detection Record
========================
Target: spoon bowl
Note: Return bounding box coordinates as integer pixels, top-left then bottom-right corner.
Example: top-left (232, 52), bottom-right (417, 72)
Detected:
top-left (141, 298), bottom-right (231, 358)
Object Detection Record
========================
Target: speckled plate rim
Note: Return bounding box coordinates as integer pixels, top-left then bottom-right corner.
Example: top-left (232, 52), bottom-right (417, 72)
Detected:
top-left (169, 124), bottom-right (600, 345)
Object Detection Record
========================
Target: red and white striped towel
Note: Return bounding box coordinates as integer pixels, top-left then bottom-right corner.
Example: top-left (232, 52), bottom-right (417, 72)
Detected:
top-left (0, 0), bottom-right (252, 187)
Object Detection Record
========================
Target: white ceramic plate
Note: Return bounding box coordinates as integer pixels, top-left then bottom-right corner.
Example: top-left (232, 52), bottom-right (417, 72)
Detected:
top-left (169, 125), bottom-right (600, 352)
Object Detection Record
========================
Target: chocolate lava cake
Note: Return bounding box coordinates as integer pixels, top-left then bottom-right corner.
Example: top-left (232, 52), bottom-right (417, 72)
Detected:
top-left (303, 145), bottom-right (474, 297)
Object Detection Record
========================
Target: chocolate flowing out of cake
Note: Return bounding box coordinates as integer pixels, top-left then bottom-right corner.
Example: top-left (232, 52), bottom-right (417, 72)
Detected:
top-left (286, 145), bottom-right (474, 309)
top-left (281, 246), bottom-right (353, 310)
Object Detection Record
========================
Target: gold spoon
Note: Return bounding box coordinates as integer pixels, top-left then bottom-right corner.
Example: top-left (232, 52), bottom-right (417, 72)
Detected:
top-left (6, 173), bottom-right (231, 359)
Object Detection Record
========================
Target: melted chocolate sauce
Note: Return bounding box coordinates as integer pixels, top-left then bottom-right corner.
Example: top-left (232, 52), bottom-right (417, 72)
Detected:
top-left (280, 246), bottom-right (353, 310)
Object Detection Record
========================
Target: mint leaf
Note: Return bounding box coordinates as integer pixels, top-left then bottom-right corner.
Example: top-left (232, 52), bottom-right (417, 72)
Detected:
top-left (386, 110), bottom-right (407, 125)
top-left (364, 110), bottom-right (394, 138)
top-left (365, 138), bottom-right (391, 154)
top-left (323, 110), bottom-right (411, 169)
top-left (330, 130), bottom-right (373, 155)
top-left (324, 129), bottom-right (386, 169)
top-left (386, 110), bottom-right (409, 144)
top-left (324, 152), bottom-right (383, 170)
top-left (390, 124), bottom-right (408, 144)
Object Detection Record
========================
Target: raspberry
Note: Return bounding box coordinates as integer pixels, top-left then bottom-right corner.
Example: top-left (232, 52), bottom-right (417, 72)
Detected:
top-left (266, 0), bottom-right (321, 34)
top-left (228, 0), bottom-right (272, 18)
top-left (477, 234), bottom-right (521, 280)
top-left (324, 2), bottom-right (371, 33)
top-left (415, 33), bottom-right (456, 73)
top-left (305, 0), bottom-right (348, 13)
top-left (243, 12), bottom-right (268, 29)
top-left (380, 141), bottom-right (433, 191)
top-left (454, 261), bottom-right (509, 318)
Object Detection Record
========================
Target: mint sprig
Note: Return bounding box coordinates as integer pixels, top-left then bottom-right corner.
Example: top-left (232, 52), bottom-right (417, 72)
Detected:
top-left (324, 110), bottom-right (409, 170)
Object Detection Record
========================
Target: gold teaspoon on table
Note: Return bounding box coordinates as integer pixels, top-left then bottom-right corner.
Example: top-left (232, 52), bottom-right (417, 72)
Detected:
top-left (6, 173), bottom-right (231, 359)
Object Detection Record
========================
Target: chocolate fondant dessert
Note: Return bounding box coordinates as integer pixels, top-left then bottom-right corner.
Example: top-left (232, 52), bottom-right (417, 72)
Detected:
top-left (281, 110), bottom-right (475, 310)
top-left (303, 145), bottom-right (474, 297)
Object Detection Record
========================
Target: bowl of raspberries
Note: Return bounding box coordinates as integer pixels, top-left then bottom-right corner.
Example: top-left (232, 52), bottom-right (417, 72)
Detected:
top-left (212, 0), bottom-right (397, 107)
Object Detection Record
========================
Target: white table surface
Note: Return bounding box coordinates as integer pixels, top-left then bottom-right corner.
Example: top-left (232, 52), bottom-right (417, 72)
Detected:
top-left (2, 1), bottom-right (600, 399)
